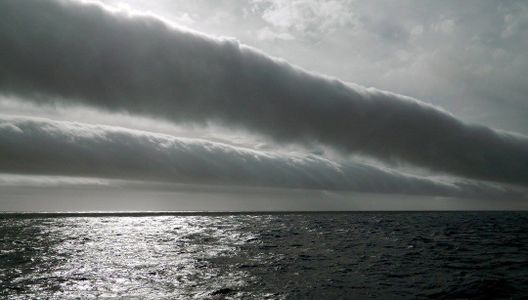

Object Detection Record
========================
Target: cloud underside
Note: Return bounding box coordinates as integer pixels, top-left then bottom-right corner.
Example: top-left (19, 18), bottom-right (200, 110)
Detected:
top-left (0, 0), bottom-right (526, 193)
top-left (0, 116), bottom-right (524, 199)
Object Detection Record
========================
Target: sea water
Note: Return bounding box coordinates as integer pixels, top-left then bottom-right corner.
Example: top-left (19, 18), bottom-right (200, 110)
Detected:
top-left (1, 212), bottom-right (527, 299)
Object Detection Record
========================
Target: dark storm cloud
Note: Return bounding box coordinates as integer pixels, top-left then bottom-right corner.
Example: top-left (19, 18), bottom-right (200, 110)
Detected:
top-left (0, 0), bottom-right (527, 186)
top-left (0, 116), bottom-right (524, 199)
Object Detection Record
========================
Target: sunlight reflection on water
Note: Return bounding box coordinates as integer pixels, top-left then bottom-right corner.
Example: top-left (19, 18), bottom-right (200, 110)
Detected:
top-left (2, 216), bottom-right (267, 299)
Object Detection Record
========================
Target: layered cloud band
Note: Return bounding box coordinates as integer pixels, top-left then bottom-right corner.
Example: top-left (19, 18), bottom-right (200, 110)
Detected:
top-left (0, 0), bottom-right (527, 189)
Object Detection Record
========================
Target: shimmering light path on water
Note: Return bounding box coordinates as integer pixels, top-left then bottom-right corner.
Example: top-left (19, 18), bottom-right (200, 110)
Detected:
top-left (1, 212), bottom-right (527, 299)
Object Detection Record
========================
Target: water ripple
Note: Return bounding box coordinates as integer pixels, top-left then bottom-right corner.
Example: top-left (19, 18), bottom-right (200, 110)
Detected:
top-left (1, 212), bottom-right (527, 299)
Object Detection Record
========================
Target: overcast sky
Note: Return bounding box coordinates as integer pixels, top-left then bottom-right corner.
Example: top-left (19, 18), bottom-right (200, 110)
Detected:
top-left (95, 0), bottom-right (528, 133)
top-left (0, 0), bottom-right (527, 211)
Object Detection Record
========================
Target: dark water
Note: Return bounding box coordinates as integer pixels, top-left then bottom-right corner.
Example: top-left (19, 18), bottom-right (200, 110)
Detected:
top-left (1, 212), bottom-right (527, 299)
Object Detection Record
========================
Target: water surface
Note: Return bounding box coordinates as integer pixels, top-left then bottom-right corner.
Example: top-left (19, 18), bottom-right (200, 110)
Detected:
top-left (1, 212), bottom-right (527, 299)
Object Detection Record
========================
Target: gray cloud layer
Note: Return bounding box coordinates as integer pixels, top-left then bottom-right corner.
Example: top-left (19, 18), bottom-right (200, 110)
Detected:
top-left (0, 0), bottom-right (527, 186)
top-left (1, 116), bottom-right (523, 199)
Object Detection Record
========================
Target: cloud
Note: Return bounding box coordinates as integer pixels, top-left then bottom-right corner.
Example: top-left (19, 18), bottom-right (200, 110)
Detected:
top-left (257, 27), bottom-right (295, 41)
top-left (0, 173), bottom-right (113, 187)
top-left (1, 115), bottom-right (524, 199)
top-left (0, 0), bottom-right (527, 187)
top-left (251, 0), bottom-right (355, 41)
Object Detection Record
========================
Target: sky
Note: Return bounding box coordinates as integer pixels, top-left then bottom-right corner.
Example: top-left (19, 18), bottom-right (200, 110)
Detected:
top-left (0, 0), bottom-right (527, 211)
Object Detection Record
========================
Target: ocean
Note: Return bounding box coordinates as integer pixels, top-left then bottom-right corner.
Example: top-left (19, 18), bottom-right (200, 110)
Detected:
top-left (1, 212), bottom-right (527, 299)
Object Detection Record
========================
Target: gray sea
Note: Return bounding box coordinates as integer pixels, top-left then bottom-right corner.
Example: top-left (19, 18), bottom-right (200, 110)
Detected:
top-left (1, 212), bottom-right (527, 299)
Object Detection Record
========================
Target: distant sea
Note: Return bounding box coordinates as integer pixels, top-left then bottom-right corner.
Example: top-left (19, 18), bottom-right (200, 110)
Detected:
top-left (1, 212), bottom-right (527, 299)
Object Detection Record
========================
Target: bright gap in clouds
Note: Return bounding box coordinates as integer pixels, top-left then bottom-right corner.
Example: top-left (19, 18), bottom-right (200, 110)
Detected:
top-left (0, 96), bottom-right (265, 150)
